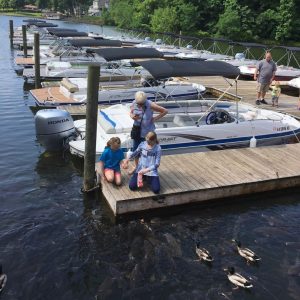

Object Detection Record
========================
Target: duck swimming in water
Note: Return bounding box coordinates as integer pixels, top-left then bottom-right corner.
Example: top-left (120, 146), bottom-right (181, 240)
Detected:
top-left (232, 239), bottom-right (261, 263)
top-left (0, 264), bottom-right (7, 293)
top-left (195, 243), bottom-right (213, 262)
top-left (224, 267), bottom-right (253, 289)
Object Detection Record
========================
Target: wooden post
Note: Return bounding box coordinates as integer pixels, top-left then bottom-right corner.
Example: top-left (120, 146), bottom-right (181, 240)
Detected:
top-left (34, 33), bottom-right (41, 88)
top-left (179, 30), bottom-right (182, 48)
top-left (83, 65), bottom-right (100, 192)
top-left (9, 20), bottom-right (14, 48)
top-left (22, 25), bottom-right (27, 58)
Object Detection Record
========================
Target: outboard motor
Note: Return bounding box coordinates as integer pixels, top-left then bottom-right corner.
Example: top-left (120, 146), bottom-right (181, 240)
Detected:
top-left (35, 109), bottom-right (76, 151)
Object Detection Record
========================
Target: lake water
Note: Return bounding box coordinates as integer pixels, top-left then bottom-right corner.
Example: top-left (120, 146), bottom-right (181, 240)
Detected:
top-left (0, 15), bottom-right (299, 300)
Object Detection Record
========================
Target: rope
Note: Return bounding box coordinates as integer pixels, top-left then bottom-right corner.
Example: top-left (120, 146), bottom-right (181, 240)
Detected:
top-left (81, 184), bottom-right (100, 193)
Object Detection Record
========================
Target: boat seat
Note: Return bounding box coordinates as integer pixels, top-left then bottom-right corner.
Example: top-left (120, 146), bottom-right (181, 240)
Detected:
top-left (239, 111), bottom-right (257, 121)
top-left (60, 78), bottom-right (79, 93)
top-left (173, 115), bottom-right (187, 127)
top-left (98, 110), bottom-right (116, 134)
top-left (173, 114), bottom-right (197, 127)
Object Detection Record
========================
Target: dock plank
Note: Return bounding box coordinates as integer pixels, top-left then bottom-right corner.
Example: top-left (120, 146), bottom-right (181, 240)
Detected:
top-left (98, 143), bottom-right (300, 215)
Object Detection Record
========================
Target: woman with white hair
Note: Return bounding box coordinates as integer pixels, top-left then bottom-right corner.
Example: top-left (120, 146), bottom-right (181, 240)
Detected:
top-left (129, 90), bottom-right (167, 174)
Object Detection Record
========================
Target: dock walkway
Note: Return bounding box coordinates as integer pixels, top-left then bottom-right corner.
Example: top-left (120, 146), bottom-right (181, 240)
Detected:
top-left (97, 143), bottom-right (300, 216)
top-left (192, 76), bottom-right (300, 118)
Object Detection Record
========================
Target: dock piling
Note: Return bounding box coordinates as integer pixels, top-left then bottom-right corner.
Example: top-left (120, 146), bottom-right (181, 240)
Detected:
top-left (22, 25), bottom-right (27, 58)
top-left (83, 65), bottom-right (100, 192)
top-left (9, 20), bottom-right (14, 48)
top-left (34, 33), bottom-right (41, 88)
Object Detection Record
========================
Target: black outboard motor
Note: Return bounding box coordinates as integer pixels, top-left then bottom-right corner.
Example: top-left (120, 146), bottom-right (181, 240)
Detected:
top-left (35, 109), bottom-right (76, 151)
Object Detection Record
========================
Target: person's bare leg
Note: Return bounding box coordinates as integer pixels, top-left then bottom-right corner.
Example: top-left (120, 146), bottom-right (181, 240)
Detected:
top-left (115, 172), bottom-right (122, 186)
top-left (104, 169), bottom-right (114, 183)
top-left (128, 158), bottom-right (138, 175)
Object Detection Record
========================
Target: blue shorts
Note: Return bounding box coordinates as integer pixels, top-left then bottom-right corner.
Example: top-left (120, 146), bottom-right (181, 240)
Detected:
top-left (132, 137), bottom-right (145, 151)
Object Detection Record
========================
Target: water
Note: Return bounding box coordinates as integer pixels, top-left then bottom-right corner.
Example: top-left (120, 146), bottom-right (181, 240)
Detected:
top-left (0, 15), bottom-right (300, 300)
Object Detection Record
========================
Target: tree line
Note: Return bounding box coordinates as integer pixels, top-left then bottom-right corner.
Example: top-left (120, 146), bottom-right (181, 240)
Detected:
top-left (2, 0), bottom-right (300, 43)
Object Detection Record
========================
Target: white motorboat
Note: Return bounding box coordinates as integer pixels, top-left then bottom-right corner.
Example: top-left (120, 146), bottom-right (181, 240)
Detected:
top-left (30, 58), bottom-right (240, 107)
top-left (239, 64), bottom-right (300, 81)
top-left (69, 100), bottom-right (300, 159)
top-left (288, 77), bottom-right (300, 89)
top-left (31, 76), bottom-right (205, 106)
top-left (239, 45), bottom-right (300, 81)
top-left (23, 47), bottom-right (163, 81)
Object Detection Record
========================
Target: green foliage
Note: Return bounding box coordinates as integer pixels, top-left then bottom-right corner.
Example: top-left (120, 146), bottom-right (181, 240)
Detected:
top-left (150, 7), bottom-right (178, 32)
top-left (214, 0), bottom-right (254, 40)
top-left (275, 0), bottom-right (295, 41)
top-left (256, 9), bottom-right (279, 40)
top-left (2, 0), bottom-right (299, 42)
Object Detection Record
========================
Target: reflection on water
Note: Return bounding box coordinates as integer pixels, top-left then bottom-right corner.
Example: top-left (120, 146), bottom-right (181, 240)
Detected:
top-left (0, 15), bottom-right (299, 300)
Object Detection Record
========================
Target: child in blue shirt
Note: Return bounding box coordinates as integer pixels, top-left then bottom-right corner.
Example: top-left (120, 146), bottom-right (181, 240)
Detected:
top-left (98, 137), bottom-right (126, 185)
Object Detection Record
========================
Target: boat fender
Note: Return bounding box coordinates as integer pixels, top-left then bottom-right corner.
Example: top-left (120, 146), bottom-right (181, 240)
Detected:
top-left (250, 136), bottom-right (257, 148)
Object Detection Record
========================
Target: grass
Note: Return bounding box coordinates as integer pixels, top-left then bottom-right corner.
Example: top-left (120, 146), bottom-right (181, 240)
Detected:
top-left (67, 15), bottom-right (104, 25)
top-left (0, 9), bottom-right (43, 17)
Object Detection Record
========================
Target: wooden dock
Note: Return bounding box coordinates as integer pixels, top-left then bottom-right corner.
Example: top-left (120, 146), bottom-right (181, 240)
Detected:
top-left (97, 143), bottom-right (300, 216)
top-left (192, 76), bottom-right (300, 118)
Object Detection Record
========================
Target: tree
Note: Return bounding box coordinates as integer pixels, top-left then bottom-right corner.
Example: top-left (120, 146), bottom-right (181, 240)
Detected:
top-left (275, 0), bottom-right (295, 41)
top-left (150, 6), bottom-right (178, 32)
top-left (214, 0), bottom-right (254, 40)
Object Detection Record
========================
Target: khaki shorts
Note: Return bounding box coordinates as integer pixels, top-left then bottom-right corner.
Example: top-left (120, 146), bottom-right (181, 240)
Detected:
top-left (256, 82), bottom-right (270, 93)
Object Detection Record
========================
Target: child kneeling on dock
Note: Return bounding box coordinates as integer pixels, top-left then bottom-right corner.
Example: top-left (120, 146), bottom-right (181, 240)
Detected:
top-left (98, 137), bottom-right (126, 185)
top-left (123, 132), bottom-right (161, 194)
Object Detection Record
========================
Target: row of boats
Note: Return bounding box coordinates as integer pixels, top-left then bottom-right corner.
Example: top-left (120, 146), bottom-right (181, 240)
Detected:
top-left (12, 19), bottom-right (300, 159)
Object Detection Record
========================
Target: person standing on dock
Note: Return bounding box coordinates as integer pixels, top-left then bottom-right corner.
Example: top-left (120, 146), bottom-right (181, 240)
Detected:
top-left (254, 51), bottom-right (277, 105)
top-left (129, 91), bottom-right (167, 174)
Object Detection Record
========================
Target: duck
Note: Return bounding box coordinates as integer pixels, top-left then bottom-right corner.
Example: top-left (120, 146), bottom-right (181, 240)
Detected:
top-left (0, 264), bottom-right (7, 293)
top-left (224, 267), bottom-right (253, 289)
top-left (232, 239), bottom-right (261, 263)
top-left (195, 243), bottom-right (213, 262)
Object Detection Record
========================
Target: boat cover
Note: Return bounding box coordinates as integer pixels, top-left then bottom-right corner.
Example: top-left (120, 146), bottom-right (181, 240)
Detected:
top-left (34, 22), bottom-right (58, 27)
top-left (23, 19), bottom-right (46, 23)
top-left (47, 28), bottom-right (78, 34)
top-left (137, 59), bottom-right (240, 79)
top-left (53, 31), bottom-right (88, 37)
top-left (90, 47), bottom-right (164, 61)
top-left (68, 39), bottom-right (123, 47)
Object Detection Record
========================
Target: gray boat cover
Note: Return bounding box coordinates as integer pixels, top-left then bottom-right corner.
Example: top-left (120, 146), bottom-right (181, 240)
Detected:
top-left (23, 19), bottom-right (46, 23)
top-left (34, 22), bottom-right (58, 27)
top-left (137, 60), bottom-right (240, 79)
top-left (90, 47), bottom-right (163, 61)
top-left (53, 31), bottom-right (88, 37)
top-left (68, 39), bottom-right (123, 47)
top-left (47, 28), bottom-right (78, 34)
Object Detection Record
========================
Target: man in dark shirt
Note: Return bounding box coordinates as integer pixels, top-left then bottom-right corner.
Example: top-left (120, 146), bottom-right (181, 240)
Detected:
top-left (254, 51), bottom-right (277, 105)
